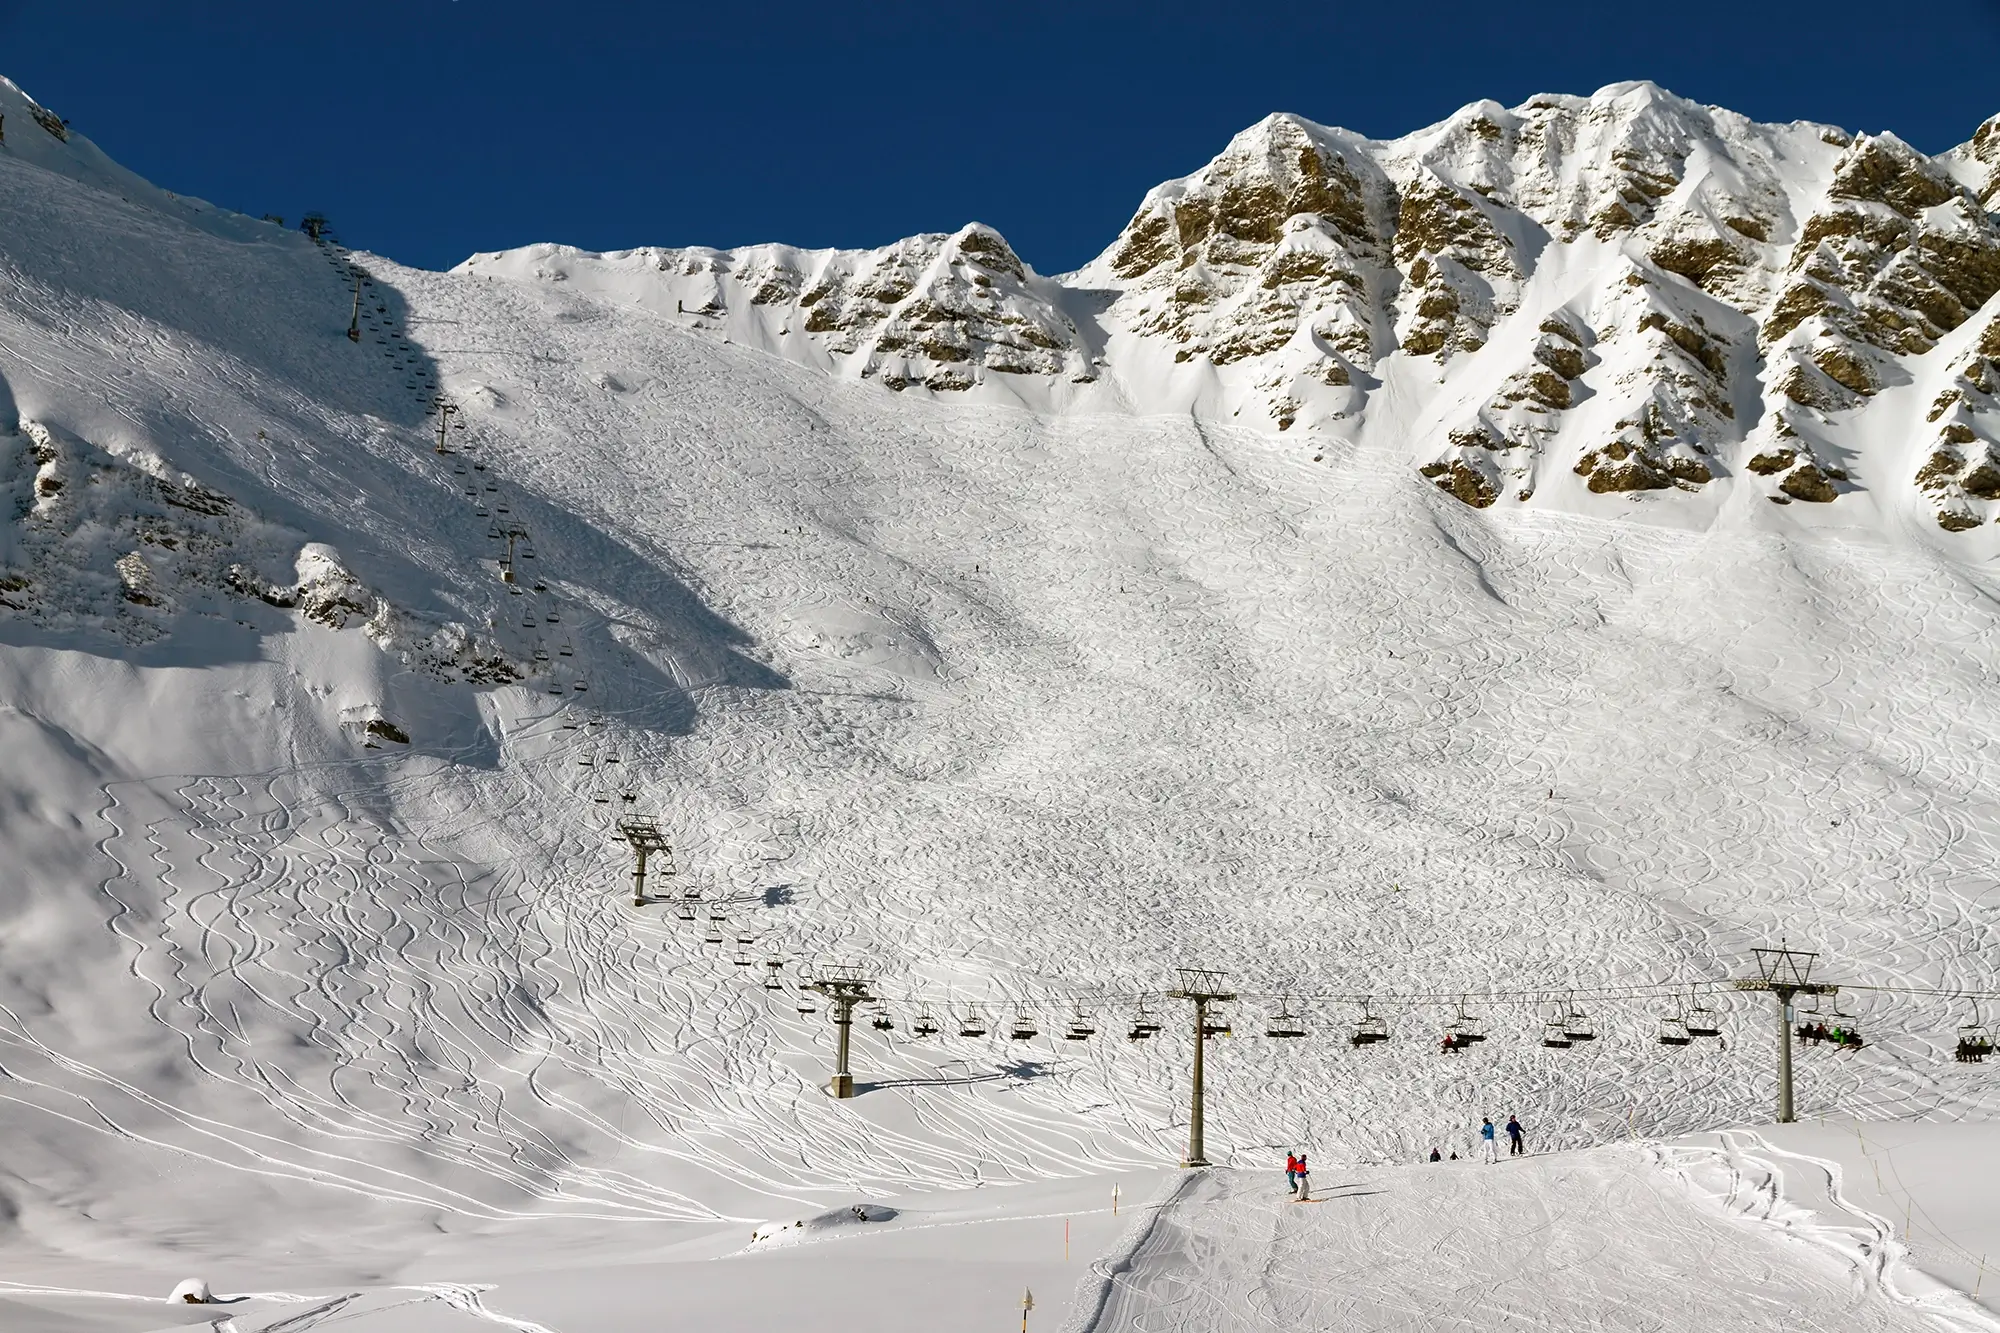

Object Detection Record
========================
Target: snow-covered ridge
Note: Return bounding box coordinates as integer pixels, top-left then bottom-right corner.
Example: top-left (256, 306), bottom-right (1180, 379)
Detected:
top-left (467, 81), bottom-right (2000, 537)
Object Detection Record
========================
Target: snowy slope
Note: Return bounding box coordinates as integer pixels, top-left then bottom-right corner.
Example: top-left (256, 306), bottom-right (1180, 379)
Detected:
top-left (1, 71), bottom-right (2000, 1327)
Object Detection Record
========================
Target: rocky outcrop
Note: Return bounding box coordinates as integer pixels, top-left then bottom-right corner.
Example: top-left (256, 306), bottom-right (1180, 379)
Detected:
top-left (2, 419), bottom-right (524, 678)
top-left (1764, 135), bottom-right (2000, 360)
top-left (463, 224), bottom-right (1092, 394)
top-left (1101, 114), bottom-right (1394, 390)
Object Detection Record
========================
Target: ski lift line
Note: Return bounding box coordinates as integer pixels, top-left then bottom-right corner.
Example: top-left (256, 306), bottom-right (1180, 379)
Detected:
top-left (855, 979), bottom-right (1739, 1011)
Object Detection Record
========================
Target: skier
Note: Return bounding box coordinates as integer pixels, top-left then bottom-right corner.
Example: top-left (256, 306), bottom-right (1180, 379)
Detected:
top-left (1479, 1117), bottom-right (1498, 1164)
top-left (1429, 1147), bottom-right (1442, 1162)
top-left (1294, 1153), bottom-right (1310, 1203)
top-left (1285, 1153), bottom-right (1300, 1193)
top-left (1506, 1115), bottom-right (1525, 1156)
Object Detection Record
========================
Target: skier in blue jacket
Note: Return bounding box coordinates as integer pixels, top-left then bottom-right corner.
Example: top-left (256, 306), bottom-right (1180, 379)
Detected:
top-left (1479, 1117), bottom-right (1498, 1163)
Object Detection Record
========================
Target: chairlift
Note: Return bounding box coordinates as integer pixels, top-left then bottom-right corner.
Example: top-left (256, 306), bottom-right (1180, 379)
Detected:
top-left (703, 921), bottom-right (723, 945)
top-left (1009, 1011), bottom-right (1039, 1041)
top-left (913, 1011), bottom-right (940, 1038)
top-left (1448, 998), bottom-right (1486, 1045)
top-left (676, 900), bottom-right (696, 922)
top-left (1685, 997), bottom-right (1723, 1039)
top-left (532, 641), bottom-right (550, 663)
top-left (959, 1007), bottom-right (988, 1039)
top-left (1200, 1010), bottom-right (1232, 1038)
top-left (763, 958), bottom-right (785, 990)
top-left (733, 947), bottom-right (755, 967)
top-left (871, 1007), bottom-right (895, 1032)
top-left (1561, 997), bottom-right (1596, 1043)
top-left (1956, 1004), bottom-right (1994, 1063)
top-left (559, 638), bottom-right (575, 657)
top-left (797, 992), bottom-right (819, 1016)
top-left (573, 677), bottom-right (589, 692)
top-left (1265, 1001), bottom-right (1307, 1040)
top-left (1350, 1000), bottom-right (1389, 1048)
top-left (1064, 1008), bottom-right (1097, 1041)
top-left (549, 678), bottom-right (566, 696)
top-left (533, 579), bottom-right (548, 593)
top-left (1128, 1004), bottom-right (1162, 1041)
top-left (1657, 1015), bottom-right (1693, 1047)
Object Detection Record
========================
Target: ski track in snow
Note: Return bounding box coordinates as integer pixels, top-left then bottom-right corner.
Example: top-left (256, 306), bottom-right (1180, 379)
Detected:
top-left (1083, 1151), bottom-right (1993, 1333)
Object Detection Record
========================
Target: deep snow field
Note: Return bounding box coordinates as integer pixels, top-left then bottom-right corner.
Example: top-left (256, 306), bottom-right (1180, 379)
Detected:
top-left (1, 76), bottom-right (1999, 1331)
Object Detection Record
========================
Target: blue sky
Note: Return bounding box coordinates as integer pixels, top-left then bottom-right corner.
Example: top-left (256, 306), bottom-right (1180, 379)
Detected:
top-left (6, 1), bottom-right (1999, 274)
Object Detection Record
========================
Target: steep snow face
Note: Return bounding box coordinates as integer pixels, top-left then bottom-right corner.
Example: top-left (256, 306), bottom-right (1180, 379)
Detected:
top-left (8, 72), bottom-right (2000, 1295)
top-left (484, 82), bottom-right (2000, 537)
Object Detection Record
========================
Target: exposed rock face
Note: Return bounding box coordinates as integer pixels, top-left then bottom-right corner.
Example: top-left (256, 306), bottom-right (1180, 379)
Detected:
top-left (1097, 112), bottom-right (1396, 421)
top-left (474, 81), bottom-right (2000, 531)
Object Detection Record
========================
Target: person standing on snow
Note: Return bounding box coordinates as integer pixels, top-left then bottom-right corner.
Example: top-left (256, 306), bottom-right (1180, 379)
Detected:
top-left (1506, 1115), bottom-right (1525, 1156)
top-left (1294, 1153), bottom-right (1310, 1202)
top-left (1285, 1153), bottom-right (1300, 1193)
top-left (1479, 1117), bottom-right (1498, 1163)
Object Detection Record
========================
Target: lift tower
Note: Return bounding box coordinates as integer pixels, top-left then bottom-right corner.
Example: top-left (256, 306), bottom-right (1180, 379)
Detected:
top-left (806, 965), bottom-right (877, 1099)
top-left (1733, 944), bottom-right (1837, 1123)
top-left (1167, 968), bottom-right (1236, 1167)
top-left (614, 815), bottom-right (672, 907)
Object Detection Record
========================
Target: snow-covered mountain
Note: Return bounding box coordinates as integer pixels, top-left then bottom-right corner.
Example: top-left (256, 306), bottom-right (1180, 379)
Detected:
top-left (2, 70), bottom-right (2000, 1320)
top-left (469, 81), bottom-right (2000, 534)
